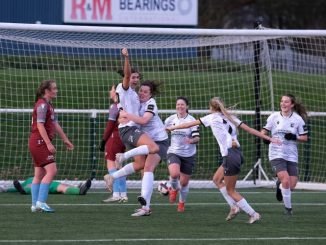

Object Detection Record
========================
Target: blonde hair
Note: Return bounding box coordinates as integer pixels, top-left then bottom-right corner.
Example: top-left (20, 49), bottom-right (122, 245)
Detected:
top-left (209, 97), bottom-right (238, 126)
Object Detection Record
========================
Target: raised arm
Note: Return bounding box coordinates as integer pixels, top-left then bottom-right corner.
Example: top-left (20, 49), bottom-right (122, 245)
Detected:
top-left (121, 48), bottom-right (131, 89)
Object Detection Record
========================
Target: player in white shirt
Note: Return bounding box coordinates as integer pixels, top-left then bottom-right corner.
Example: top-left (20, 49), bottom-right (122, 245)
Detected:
top-left (167, 97), bottom-right (281, 224)
top-left (105, 49), bottom-right (160, 215)
top-left (119, 80), bottom-right (169, 216)
top-left (164, 97), bottom-right (200, 212)
top-left (262, 94), bottom-right (308, 215)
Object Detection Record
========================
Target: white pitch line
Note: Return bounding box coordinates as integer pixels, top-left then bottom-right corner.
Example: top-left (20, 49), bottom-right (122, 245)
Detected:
top-left (0, 237), bottom-right (326, 243)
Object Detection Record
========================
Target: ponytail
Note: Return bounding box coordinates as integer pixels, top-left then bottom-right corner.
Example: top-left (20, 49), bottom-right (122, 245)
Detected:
top-left (209, 97), bottom-right (238, 126)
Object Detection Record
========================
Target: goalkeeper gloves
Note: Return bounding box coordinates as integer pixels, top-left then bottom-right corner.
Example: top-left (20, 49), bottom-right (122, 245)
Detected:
top-left (99, 140), bottom-right (106, 152)
top-left (284, 133), bottom-right (297, 141)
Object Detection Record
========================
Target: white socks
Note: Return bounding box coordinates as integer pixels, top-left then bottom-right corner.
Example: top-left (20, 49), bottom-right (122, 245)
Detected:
top-left (281, 187), bottom-right (292, 209)
top-left (169, 177), bottom-right (180, 190)
top-left (219, 186), bottom-right (236, 208)
top-left (141, 172), bottom-right (154, 210)
top-left (124, 145), bottom-right (149, 159)
top-left (237, 198), bottom-right (256, 216)
top-left (179, 184), bottom-right (189, 203)
top-left (112, 163), bottom-right (135, 179)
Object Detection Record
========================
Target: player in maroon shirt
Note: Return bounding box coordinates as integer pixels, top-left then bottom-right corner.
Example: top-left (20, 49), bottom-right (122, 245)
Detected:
top-left (100, 84), bottom-right (127, 203)
top-left (29, 80), bottom-right (74, 213)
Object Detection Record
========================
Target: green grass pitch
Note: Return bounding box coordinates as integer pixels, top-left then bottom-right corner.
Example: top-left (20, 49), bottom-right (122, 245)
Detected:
top-left (0, 188), bottom-right (326, 245)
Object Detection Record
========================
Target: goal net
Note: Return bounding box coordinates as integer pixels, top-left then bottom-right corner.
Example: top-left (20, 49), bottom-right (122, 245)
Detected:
top-left (0, 23), bottom-right (325, 189)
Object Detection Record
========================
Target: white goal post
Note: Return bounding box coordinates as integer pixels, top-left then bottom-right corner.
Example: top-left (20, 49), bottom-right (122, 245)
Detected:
top-left (0, 22), bottom-right (326, 190)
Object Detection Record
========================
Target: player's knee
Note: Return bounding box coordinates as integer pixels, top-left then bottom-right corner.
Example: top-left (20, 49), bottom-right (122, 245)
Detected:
top-left (149, 143), bottom-right (159, 154)
top-left (281, 180), bottom-right (290, 189)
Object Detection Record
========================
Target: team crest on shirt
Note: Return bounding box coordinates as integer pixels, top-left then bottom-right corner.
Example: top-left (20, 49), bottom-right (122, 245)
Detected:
top-left (277, 121), bottom-right (279, 124)
top-left (290, 123), bottom-right (294, 127)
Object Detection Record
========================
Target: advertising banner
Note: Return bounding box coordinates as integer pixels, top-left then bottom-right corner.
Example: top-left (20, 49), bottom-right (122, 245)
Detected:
top-left (64, 0), bottom-right (198, 26)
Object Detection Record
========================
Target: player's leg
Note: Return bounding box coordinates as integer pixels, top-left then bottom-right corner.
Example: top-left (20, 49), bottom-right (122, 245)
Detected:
top-left (213, 165), bottom-right (238, 220)
top-left (105, 156), bottom-right (145, 193)
top-left (176, 155), bottom-right (195, 212)
top-left (132, 140), bottom-right (168, 216)
top-left (103, 159), bottom-right (121, 202)
top-left (36, 162), bottom-right (57, 212)
top-left (139, 153), bottom-right (160, 208)
top-left (283, 161), bottom-right (298, 215)
top-left (178, 172), bottom-right (190, 212)
top-left (13, 180), bottom-right (27, 194)
top-left (31, 167), bottom-right (46, 211)
top-left (78, 179), bottom-right (92, 195)
top-left (167, 154), bottom-right (181, 204)
top-left (57, 183), bottom-right (77, 194)
top-left (224, 175), bottom-right (260, 223)
top-left (224, 149), bottom-right (260, 223)
top-left (116, 128), bottom-right (159, 164)
top-left (272, 159), bottom-right (293, 214)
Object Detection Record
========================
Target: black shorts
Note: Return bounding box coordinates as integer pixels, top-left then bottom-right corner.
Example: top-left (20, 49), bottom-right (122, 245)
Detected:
top-left (270, 158), bottom-right (298, 176)
top-left (167, 153), bottom-right (196, 175)
top-left (156, 139), bottom-right (169, 161)
top-left (119, 126), bottom-right (144, 149)
top-left (222, 148), bottom-right (244, 176)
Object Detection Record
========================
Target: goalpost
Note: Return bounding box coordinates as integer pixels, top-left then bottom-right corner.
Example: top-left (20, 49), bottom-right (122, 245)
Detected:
top-left (0, 23), bottom-right (326, 190)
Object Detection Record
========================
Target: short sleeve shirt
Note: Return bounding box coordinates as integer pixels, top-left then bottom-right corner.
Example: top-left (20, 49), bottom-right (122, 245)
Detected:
top-left (165, 114), bottom-right (199, 157)
top-left (30, 98), bottom-right (56, 140)
top-left (199, 113), bottom-right (232, 157)
top-left (263, 111), bottom-right (308, 162)
top-left (139, 98), bottom-right (168, 141)
top-left (116, 83), bottom-right (140, 128)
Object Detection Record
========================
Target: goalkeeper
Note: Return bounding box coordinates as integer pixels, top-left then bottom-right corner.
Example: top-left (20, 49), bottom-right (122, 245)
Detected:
top-left (5, 177), bottom-right (91, 195)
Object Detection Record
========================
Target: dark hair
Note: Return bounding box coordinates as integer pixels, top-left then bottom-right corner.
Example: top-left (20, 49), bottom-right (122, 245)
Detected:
top-left (176, 96), bottom-right (189, 113)
top-left (35, 80), bottom-right (56, 102)
top-left (176, 96), bottom-right (189, 106)
top-left (117, 68), bottom-right (142, 79)
top-left (283, 93), bottom-right (308, 121)
top-left (140, 80), bottom-right (161, 97)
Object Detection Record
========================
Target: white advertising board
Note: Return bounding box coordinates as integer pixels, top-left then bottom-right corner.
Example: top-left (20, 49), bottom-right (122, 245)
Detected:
top-left (63, 0), bottom-right (198, 26)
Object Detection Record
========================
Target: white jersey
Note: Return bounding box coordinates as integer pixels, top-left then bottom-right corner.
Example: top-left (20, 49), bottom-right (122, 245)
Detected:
top-left (221, 114), bottom-right (242, 147)
top-left (200, 113), bottom-right (233, 157)
top-left (165, 114), bottom-right (199, 157)
top-left (263, 111), bottom-right (308, 162)
top-left (116, 83), bottom-right (140, 128)
top-left (139, 98), bottom-right (168, 142)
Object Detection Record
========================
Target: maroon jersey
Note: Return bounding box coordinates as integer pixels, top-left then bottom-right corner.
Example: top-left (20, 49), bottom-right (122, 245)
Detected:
top-left (103, 103), bottom-right (125, 161)
top-left (30, 98), bottom-right (56, 141)
top-left (102, 103), bottom-right (120, 141)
